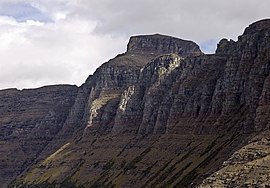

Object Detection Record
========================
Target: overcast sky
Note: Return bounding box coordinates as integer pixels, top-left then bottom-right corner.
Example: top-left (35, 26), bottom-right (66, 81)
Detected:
top-left (0, 0), bottom-right (269, 89)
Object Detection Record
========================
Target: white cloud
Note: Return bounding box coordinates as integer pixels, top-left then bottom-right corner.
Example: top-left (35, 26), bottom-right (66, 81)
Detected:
top-left (0, 0), bottom-right (269, 89)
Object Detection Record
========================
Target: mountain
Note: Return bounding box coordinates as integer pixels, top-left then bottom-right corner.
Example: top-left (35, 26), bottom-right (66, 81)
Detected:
top-left (1, 19), bottom-right (270, 188)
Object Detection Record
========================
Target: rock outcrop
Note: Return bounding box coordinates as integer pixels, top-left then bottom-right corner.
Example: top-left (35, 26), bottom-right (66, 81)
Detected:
top-left (1, 19), bottom-right (270, 188)
top-left (127, 34), bottom-right (202, 56)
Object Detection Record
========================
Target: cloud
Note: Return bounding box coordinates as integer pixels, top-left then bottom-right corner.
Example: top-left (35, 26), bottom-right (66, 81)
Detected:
top-left (0, 0), bottom-right (269, 89)
top-left (0, 13), bottom-right (127, 89)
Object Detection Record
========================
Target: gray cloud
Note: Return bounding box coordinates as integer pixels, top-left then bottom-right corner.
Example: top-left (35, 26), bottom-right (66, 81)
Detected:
top-left (72, 0), bottom-right (270, 42)
top-left (0, 0), bottom-right (269, 89)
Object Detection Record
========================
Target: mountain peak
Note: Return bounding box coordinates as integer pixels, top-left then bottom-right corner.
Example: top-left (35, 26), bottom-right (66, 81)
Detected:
top-left (126, 34), bottom-right (202, 57)
top-left (243, 18), bottom-right (270, 35)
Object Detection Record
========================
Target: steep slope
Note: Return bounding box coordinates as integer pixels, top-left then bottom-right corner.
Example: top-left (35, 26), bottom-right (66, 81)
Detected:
top-left (2, 19), bottom-right (270, 188)
top-left (0, 85), bottom-right (78, 188)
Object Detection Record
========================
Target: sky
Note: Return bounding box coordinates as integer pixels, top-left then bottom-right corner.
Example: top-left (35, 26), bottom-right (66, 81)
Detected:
top-left (0, 0), bottom-right (269, 89)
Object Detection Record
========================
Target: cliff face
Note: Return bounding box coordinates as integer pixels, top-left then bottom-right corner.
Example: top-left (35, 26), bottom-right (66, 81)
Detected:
top-left (82, 34), bottom-right (202, 136)
top-left (1, 19), bottom-right (270, 188)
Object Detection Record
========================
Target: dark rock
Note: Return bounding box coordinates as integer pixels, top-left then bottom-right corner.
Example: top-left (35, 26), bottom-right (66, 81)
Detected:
top-left (127, 34), bottom-right (203, 56)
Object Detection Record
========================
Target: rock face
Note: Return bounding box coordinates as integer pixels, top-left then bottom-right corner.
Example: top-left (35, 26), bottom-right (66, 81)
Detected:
top-left (1, 20), bottom-right (270, 188)
top-left (127, 34), bottom-right (202, 56)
